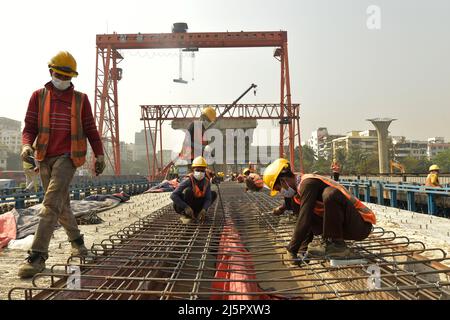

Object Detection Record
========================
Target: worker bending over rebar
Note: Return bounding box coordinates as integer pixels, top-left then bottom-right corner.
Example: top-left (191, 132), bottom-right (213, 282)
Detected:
top-left (242, 168), bottom-right (264, 192)
top-left (171, 156), bottom-right (217, 224)
top-left (263, 158), bottom-right (376, 263)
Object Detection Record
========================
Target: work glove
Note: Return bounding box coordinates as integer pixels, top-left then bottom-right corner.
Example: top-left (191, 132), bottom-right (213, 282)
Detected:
top-left (95, 155), bottom-right (106, 176)
top-left (272, 205), bottom-right (285, 216)
top-left (198, 209), bottom-right (207, 223)
top-left (21, 144), bottom-right (34, 162)
top-left (184, 206), bottom-right (194, 218)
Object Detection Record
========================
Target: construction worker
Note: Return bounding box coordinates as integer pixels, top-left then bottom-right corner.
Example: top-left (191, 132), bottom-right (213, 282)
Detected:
top-left (171, 156), bottom-right (217, 223)
top-left (263, 158), bottom-right (376, 262)
top-left (331, 159), bottom-right (341, 181)
top-left (425, 165), bottom-right (442, 187)
top-left (242, 168), bottom-right (264, 192)
top-left (18, 51), bottom-right (105, 278)
top-left (179, 106), bottom-right (216, 169)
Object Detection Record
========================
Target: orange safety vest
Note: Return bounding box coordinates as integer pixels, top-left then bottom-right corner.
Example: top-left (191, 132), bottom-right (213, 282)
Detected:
top-left (331, 163), bottom-right (341, 173)
top-left (294, 174), bottom-right (376, 224)
top-left (188, 173), bottom-right (210, 198)
top-left (35, 88), bottom-right (87, 167)
top-left (179, 121), bottom-right (207, 160)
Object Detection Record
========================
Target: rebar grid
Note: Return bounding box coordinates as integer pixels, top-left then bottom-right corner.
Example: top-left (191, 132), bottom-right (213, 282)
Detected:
top-left (8, 183), bottom-right (450, 300)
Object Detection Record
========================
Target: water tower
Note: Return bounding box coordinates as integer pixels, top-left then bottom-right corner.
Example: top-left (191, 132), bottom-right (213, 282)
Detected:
top-left (367, 118), bottom-right (396, 174)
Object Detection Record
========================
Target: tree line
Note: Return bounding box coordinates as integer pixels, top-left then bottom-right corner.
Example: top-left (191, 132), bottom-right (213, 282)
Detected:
top-left (293, 145), bottom-right (450, 175)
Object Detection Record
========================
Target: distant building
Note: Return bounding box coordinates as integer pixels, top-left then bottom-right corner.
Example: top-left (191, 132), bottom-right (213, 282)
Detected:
top-left (308, 128), bottom-right (328, 159)
top-left (427, 137), bottom-right (450, 159)
top-left (308, 128), bottom-right (344, 160)
top-left (134, 129), bottom-right (154, 161)
top-left (0, 148), bottom-right (7, 170)
top-left (0, 117), bottom-right (21, 154)
top-left (156, 149), bottom-right (174, 167)
top-left (392, 136), bottom-right (428, 159)
top-left (332, 130), bottom-right (378, 155)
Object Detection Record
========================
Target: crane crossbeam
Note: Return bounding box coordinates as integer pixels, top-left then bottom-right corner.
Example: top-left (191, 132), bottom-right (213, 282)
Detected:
top-left (97, 31), bottom-right (287, 49)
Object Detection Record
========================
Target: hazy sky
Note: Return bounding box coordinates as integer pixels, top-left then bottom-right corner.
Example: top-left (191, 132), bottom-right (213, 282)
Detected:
top-left (0, 0), bottom-right (449, 151)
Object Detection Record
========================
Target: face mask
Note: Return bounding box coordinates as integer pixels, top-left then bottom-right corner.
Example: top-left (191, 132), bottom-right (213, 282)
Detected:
top-left (51, 74), bottom-right (71, 91)
top-left (280, 187), bottom-right (296, 198)
top-left (202, 120), bottom-right (211, 129)
top-left (279, 181), bottom-right (296, 198)
top-left (193, 171), bottom-right (205, 181)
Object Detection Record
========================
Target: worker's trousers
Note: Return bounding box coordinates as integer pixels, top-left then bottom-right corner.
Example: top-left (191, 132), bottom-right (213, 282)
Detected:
top-left (288, 181), bottom-right (372, 254)
top-left (332, 172), bottom-right (340, 181)
top-left (31, 155), bottom-right (81, 255)
top-left (173, 188), bottom-right (217, 216)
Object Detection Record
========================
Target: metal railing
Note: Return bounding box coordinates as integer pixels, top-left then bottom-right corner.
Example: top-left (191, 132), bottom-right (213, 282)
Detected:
top-left (339, 179), bottom-right (450, 215)
top-left (340, 174), bottom-right (450, 185)
top-left (0, 177), bottom-right (156, 213)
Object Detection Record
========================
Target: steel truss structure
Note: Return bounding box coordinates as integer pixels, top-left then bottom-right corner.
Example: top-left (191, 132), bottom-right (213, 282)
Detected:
top-left (94, 31), bottom-right (299, 175)
top-left (140, 103), bottom-right (301, 180)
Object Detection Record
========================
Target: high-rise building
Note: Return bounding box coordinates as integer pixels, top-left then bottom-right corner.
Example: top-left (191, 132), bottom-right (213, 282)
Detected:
top-left (134, 129), bottom-right (154, 161)
top-left (308, 128), bottom-right (344, 160)
top-left (0, 117), bottom-right (21, 154)
top-left (0, 148), bottom-right (7, 170)
top-left (156, 149), bottom-right (174, 167)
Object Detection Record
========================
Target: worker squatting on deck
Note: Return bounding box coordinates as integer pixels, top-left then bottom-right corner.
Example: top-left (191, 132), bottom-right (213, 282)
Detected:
top-left (171, 156), bottom-right (217, 224)
top-left (18, 51), bottom-right (106, 278)
top-left (263, 158), bottom-right (377, 263)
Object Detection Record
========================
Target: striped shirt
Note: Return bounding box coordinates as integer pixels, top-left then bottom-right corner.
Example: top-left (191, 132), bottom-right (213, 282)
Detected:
top-left (22, 82), bottom-right (103, 157)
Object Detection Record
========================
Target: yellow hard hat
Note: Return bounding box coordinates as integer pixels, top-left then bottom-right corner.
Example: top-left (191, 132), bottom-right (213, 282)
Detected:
top-left (243, 168), bottom-right (251, 175)
top-left (48, 51), bottom-right (78, 78)
top-left (429, 164), bottom-right (440, 172)
top-left (263, 158), bottom-right (290, 196)
top-left (192, 156), bottom-right (207, 168)
top-left (201, 106), bottom-right (216, 122)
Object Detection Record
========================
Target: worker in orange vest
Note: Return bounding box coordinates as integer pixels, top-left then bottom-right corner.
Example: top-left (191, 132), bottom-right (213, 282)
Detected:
top-left (425, 165), bottom-right (442, 188)
top-left (171, 156), bottom-right (217, 224)
top-left (179, 106), bottom-right (216, 169)
top-left (18, 51), bottom-right (105, 278)
top-left (331, 159), bottom-right (341, 181)
top-left (242, 168), bottom-right (264, 192)
top-left (264, 158), bottom-right (376, 263)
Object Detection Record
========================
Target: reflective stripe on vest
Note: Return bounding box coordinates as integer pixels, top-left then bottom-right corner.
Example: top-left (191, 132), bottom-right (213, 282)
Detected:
top-left (188, 173), bottom-right (209, 198)
top-left (292, 195), bottom-right (324, 216)
top-left (35, 88), bottom-right (87, 167)
top-left (179, 121), bottom-right (206, 160)
top-left (299, 174), bottom-right (376, 224)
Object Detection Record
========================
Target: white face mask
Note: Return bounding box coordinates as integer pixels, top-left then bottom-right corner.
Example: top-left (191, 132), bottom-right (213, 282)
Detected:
top-left (193, 171), bottom-right (205, 181)
top-left (280, 187), bottom-right (296, 198)
top-left (202, 119), bottom-right (211, 129)
top-left (51, 74), bottom-right (71, 91)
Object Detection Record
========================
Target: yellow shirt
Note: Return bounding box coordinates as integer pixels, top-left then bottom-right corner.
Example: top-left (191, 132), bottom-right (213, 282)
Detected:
top-left (425, 173), bottom-right (440, 187)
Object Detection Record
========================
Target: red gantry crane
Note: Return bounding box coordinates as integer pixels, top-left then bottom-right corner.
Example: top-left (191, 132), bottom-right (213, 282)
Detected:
top-left (94, 27), bottom-right (302, 176)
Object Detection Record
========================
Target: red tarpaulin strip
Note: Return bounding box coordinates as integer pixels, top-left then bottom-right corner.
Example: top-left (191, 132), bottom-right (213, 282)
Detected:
top-left (211, 220), bottom-right (272, 300)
